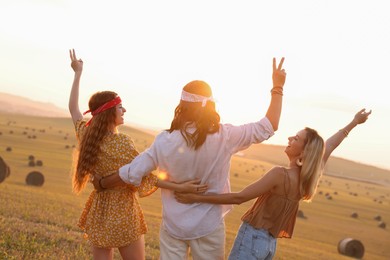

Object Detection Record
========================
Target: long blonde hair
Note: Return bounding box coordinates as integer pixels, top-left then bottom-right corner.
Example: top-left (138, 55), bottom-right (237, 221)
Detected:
top-left (300, 127), bottom-right (325, 202)
top-left (72, 91), bottom-right (118, 194)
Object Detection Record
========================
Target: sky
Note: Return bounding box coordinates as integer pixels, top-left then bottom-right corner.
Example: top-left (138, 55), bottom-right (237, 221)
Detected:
top-left (0, 0), bottom-right (389, 170)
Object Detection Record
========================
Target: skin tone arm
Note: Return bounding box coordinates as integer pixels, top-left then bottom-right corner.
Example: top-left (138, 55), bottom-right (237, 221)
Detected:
top-left (92, 173), bottom-right (208, 193)
top-left (322, 108), bottom-right (371, 165)
top-left (176, 109), bottom-right (371, 204)
top-left (265, 57), bottom-right (286, 131)
top-left (157, 179), bottom-right (208, 193)
top-left (96, 58), bottom-right (285, 192)
top-left (69, 49), bottom-right (83, 125)
top-left (175, 167), bottom-right (283, 205)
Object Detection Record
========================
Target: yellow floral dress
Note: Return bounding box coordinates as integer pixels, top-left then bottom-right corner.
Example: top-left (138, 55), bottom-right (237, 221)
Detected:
top-left (75, 120), bottom-right (158, 248)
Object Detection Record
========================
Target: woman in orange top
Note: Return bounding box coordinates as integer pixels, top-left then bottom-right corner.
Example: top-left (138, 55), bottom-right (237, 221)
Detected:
top-left (68, 49), bottom-right (207, 260)
top-left (176, 108), bottom-right (371, 260)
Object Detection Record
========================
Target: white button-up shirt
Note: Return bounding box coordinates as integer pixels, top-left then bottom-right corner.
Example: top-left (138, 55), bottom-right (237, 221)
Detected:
top-left (119, 117), bottom-right (274, 239)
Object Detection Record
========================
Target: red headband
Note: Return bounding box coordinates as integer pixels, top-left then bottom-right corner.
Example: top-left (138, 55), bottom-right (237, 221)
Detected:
top-left (83, 96), bottom-right (122, 126)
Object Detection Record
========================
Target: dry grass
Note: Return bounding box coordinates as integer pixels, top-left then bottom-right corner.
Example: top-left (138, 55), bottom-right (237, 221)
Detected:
top-left (0, 112), bottom-right (389, 259)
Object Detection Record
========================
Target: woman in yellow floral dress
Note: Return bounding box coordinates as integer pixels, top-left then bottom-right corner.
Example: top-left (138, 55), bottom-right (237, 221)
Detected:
top-left (68, 49), bottom-right (207, 260)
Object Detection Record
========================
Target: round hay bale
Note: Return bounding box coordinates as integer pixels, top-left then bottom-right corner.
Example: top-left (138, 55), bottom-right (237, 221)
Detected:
top-left (28, 160), bottom-right (35, 167)
top-left (26, 171), bottom-right (45, 186)
top-left (378, 222), bottom-right (386, 229)
top-left (36, 160), bottom-right (43, 166)
top-left (6, 147), bottom-right (12, 152)
top-left (28, 155), bottom-right (35, 161)
top-left (297, 210), bottom-right (306, 219)
top-left (0, 157), bottom-right (9, 183)
top-left (374, 215), bottom-right (382, 221)
top-left (338, 238), bottom-right (364, 258)
top-left (5, 164), bottom-right (10, 178)
top-left (350, 212), bottom-right (358, 218)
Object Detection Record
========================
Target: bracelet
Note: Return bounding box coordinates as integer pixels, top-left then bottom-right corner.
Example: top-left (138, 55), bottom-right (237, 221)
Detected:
top-left (99, 176), bottom-right (106, 190)
top-left (270, 87), bottom-right (283, 96)
top-left (339, 129), bottom-right (349, 137)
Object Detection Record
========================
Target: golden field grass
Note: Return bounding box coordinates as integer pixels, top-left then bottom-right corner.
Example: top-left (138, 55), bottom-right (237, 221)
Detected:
top-left (0, 112), bottom-right (389, 260)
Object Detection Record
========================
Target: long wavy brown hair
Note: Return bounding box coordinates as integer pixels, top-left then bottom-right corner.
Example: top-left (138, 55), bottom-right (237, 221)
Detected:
top-left (72, 91), bottom-right (118, 194)
top-left (168, 80), bottom-right (220, 150)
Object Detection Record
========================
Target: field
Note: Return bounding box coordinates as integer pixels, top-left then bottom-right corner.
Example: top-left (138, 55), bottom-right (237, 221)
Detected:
top-left (0, 112), bottom-right (389, 259)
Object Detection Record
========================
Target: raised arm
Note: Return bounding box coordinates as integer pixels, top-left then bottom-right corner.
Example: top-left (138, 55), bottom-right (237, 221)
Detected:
top-left (322, 108), bottom-right (372, 165)
top-left (265, 57), bottom-right (287, 131)
top-left (68, 49), bottom-right (84, 125)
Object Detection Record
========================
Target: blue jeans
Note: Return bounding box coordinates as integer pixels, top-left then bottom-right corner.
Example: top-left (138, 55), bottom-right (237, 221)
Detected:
top-left (228, 222), bottom-right (276, 260)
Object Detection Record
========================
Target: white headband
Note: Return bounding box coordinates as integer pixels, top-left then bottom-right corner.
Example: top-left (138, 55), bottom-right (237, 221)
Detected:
top-left (181, 90), bottom-right (215, 107)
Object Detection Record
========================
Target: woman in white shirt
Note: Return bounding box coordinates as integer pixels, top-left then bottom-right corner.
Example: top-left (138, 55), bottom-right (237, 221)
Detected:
top-left (95, 58), bottom-right (287, 260)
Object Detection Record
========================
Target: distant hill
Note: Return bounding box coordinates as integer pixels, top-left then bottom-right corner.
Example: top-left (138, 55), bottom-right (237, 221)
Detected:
top-left (0, 92), bottom-right (160, 135)
top-left (0, 92), bottom-right (69, 117)
top-left (1, 91), bottom-right (389, 186)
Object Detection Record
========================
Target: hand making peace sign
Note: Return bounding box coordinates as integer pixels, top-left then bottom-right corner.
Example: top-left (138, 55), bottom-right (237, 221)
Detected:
top-left (272, 57), bottom-right (286, 88)
top-left (69, 49), bottom-right (83, 74)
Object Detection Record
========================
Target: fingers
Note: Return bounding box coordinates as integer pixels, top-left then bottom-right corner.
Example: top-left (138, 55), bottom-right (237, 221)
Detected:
top-left (358, 108), bottom-right (366, 114)
top-left (189, 179), bottom-right (201, 185)
top-left (358, 108), bottom-right (372, 116)
top-left (278, 57), bottom-right (285, 70)
top-left (273, 57), bottom-right (276, 72)
top-left (70, 49), bottom-right (76, 61)
top-left (365, 109), bottom-right (372, 115)
top-left (195, 185), bottom-right (208, 193)
top-left (69, 49), bottom-right (82, 63)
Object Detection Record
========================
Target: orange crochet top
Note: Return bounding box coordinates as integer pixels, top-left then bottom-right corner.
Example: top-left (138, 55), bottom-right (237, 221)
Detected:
top-left (241, 168), bottom-right (300, 238)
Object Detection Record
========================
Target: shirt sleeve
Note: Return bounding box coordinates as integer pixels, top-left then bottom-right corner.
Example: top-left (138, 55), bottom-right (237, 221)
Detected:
top-left (75, 119), bottom-right (87, 140)
top-left (225, 117), bottom-right (275, 154)
top-left (119, 139), bottom-right (159, 186)
top-left (137, 173), bottom-right (159, 197)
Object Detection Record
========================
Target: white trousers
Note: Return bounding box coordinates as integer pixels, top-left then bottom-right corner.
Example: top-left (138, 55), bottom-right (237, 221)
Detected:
top-left (159, 221), bottom-right (226, 260)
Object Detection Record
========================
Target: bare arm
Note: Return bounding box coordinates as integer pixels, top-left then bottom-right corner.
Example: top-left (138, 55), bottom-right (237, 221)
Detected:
top-left (175, 167), bottom-right (282, 205)
top-left (322, 108), bottom-right (372, 165)
top-left (265, 57), bottom-right (286, 131)
top-left (93, 172), bottom-right (124, 191)
top-left (156, 179), bottom-right (208, 193)
top-left (94, 172), bottom-right (208, 193)
top-left (68, 49), bottom-right (83, 125)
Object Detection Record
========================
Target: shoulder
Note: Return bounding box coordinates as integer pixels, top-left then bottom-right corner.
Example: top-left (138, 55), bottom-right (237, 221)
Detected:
top-left (75, 119), bottom-right (87, 137)
top-left (116, 132), bottom-right (133, 142)
top-left (75, 119), bottom-right (86, 129)
top-left (108, 133), bottom-right (138, 154)
top-left (266, 166), bottom-right (286, 179)
top-left (107, 133), bottom-right (134, 145)
top-left (153, 130), bottom-right (175, 142)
